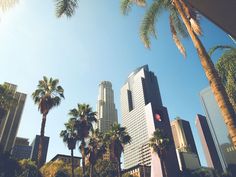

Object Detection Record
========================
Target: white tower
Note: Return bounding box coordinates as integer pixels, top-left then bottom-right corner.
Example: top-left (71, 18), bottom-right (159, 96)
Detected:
top-left (96, 81), bottom-right (118, 132)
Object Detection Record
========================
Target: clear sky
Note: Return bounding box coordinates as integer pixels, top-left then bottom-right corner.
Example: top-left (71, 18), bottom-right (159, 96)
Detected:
top-left (0, 0), bottom-right (235, 167)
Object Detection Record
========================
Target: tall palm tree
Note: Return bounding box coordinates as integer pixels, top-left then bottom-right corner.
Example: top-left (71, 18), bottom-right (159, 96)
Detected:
top-left (149, 129), bottom-right (170, 177)
top-left (105, 123), bottom-right (131, 177)
top-left (0, 84), bottom-right (15, 121)
top-left (87, 129), bottom-right (106, 177)
top-left (120, 0), bottom-right (236, 147)
top-left (69, 103), bottom-right (97, 177)
top-left (60, 118), bottom-right (77, 177)
top-left (55, 0), bottom-right (236, 147)
top-left (32, 76), bottom-right (64, 168)
top-left (209, 45), bottom-right (236, 112)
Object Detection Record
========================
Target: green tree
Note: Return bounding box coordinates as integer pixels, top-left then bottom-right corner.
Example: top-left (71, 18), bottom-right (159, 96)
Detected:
top-left (69, 103), bottom-right (97, 177)
top-left (87, 129), bottom-right (106, 177)
top-left (0, 84), bottom-right (15, 121)
top-left (149, 129), bottom-right (170, 177)
top-left (40, 160), bottom-right (71, 177)
top-left (93, 159), bottom-right (117, 177)
top-left (32, 76), bottom-right (64, 168)
top-left (105, 123), bottom-right (131, 177)
top-left (209, 45), bottom-right (236, 113)
top-left (119, 0), bottom-right (236, 148)
top-left (17, 159), bottom-right (41, 177)
top-left (60, 118), bottom-right (77, 177)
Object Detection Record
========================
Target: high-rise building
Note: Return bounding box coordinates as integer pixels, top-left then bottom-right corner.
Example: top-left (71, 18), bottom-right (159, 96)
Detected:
top-left (0, 83), bottom-right (27, 152)
top-left (195, 114), bottom-right (223, 172)
top-left (11, 137), bottom-right (32, 160)
top-left (30, 135), bottom-right (49, 164)
top-left (121, 65), bottom-right (179, 176)
top-left (200, 87), bottom-right (236, 174)
top-left (96, 81), bottom-right (118, 132)
top-left (171, 118), bottom-right (199, 155)
top-left (171, 118), bottom-right (200, 171)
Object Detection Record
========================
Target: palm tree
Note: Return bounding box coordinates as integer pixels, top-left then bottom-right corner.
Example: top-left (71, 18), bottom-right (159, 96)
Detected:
top-left (69, 103), bottom-right (97, 177)
top-left (87, 129), bottom-right (106, 177)
top-left (54, 0), bottom-right (236, 147)
top-left (149, 129), bottom-right (170, 177)
top-left (0, 84), bottom-right (15, 121)
top-left (105, 123), bottom-right (131, 177)
top-left (60, 118), bottom-right (77, 177)
top-left (209, 45), bottom-right (236, 112)
top-left (119, 0), bottom-right (236, 147)
top-left (32, 76), bottom-right (64, 168)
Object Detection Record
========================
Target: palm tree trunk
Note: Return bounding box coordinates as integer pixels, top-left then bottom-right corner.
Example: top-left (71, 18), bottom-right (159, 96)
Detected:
top-left (81, 140), bottom-right (86, 177)
top-left (90, 164), bottom-right (94, 177)
top-left (117, 158), bottom-right (121, 177)
top-left (173, 0), bottom-right (236, 147)
top-left (71, 149), bottom-right (75, 177)
top-left (38, 114), bottom-right (46, 169)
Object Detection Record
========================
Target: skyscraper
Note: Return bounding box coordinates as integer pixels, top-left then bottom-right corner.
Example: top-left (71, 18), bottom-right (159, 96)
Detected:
top-left (121, 65), bottom-right (179, 176)
top-left (0, 82), bottom-right (26, 152)
top-left (200, 87), bottom-right (236, 174)
top-left (11, 137), bottom-right (32, 160)
top-left (30, 135), bottom-right (49, 164)
top-left (96, 81), bottom-right (118, 132)
top-left (171, 118), bottom-right (200, 171)
top-left (171, 118), bottom-right (199, 155)
top-left (195, 114), bottom-right (223, 172)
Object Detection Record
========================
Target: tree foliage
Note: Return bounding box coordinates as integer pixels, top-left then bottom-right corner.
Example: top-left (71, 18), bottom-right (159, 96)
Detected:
top-left (210, 45), bottom-right (236, 112)
top-left (0, 83), bottom-right (16, 120)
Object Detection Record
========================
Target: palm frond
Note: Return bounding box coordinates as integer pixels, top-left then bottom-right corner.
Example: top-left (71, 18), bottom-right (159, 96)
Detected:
top-left (189, 18), bottom-right (202, 36)
top-left (120, 0), bottom-right (133, 15)
top-left (140, 1), bottom-right (163, 48)
top-left (169, 8), bottom-right (188, 38)
top-left (0, 0), bottom-right (18, 12)
top-left (169, 14), bottom-right (186, 57)
top-left (209, 45), bottom-right (235, 57)
top-left (55, 0), bottom-right (78, 18)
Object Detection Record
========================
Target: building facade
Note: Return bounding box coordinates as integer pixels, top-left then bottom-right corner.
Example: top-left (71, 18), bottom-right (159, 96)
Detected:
top-left (121, 65), bottom-right (180, 176)
top-left (96, 81), bottom-right (118, 132)
top-left (0, 83), bottom-right (27, 152)
top-left (50, 154), bottom-right (81, 167)
top-left (195, 114), bottom-right (223, 172)
top-left (30, 135), bottom-right (49, 165)
top-left (171, 118), bottom-right (200, 171)
top-left (11, 137), bottom-right (32, 160)
top-left (200, 87), bottom-right (236, 174)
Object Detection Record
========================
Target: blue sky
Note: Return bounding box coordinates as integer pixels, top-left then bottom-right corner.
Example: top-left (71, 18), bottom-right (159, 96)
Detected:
top-left (0, 0), bottom-right (235, 166)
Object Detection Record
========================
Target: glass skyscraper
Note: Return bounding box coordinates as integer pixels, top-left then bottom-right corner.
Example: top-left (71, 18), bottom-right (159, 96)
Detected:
top-left (200, 87), bottom-right (236, 174)
top-left (121, 65), bottom-right (180, 176)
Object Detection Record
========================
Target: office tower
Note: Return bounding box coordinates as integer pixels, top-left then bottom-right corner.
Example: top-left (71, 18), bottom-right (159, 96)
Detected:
top-left (0, 83), bottom-right (27, 152)
top-left (121, 65), bottom-right (179, 176)
top-left (171, 118), bottom-right (200, 171)
top-left (171, 118), bottom-right (199, 155)
top-left (196, 114), bottom-right (223, 172)
top-left (11, 137), bottom-right (32, 160)
top-left (96, 81), bottom-right (118, 132)
top-left (30, 135), bottom-right (49, 164)
top-left (200, 87), bottom-right (236, 174)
